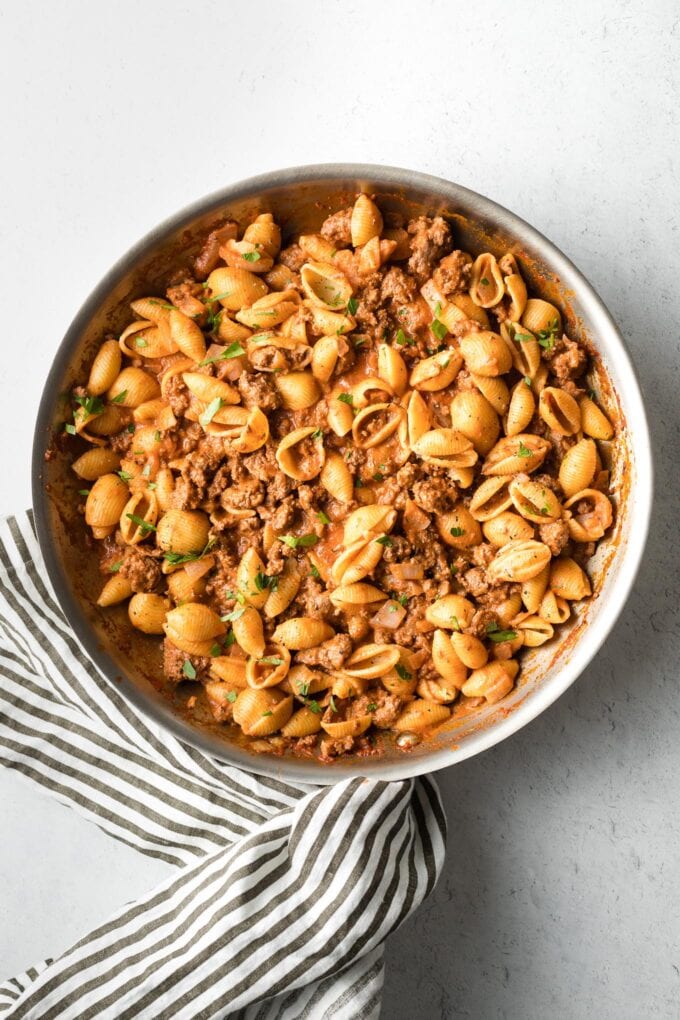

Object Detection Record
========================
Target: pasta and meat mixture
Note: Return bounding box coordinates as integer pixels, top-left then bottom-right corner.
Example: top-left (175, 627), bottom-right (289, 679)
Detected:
top-left (65, 195), bottom-right (616, 761)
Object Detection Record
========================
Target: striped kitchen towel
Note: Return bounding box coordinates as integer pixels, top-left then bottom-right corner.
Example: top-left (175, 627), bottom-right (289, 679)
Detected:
top-left (0, 511), bottom-right (446, 1019)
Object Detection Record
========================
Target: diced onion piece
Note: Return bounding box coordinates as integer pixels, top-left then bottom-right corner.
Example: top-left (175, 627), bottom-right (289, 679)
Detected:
top-left (390, 562), bottom-right (424, 580)
top-left (371, 600), bottom-right (407, 629)
top-left (184, 555), bottom-right (215, 581)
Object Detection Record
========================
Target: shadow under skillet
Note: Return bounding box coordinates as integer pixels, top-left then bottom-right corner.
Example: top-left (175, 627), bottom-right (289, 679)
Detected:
top-left (381, 289), bottom-right (680, 1020)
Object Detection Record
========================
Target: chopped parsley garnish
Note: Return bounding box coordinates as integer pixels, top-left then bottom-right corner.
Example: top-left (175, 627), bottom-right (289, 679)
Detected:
top-left (450, 564), bottom-right (458, 576)
top-left (346, 296), bottom-right (359, 315)
top-left (480, 276), bottom-right (490, 286)
top-left (537, 318), bottom-right (560, 352)
top-left (243, 250), bottom-right (261, 262)
top-left (149, 299), bottom-right (175, 310)
top-left (395, 663), bottom-right (412, 681)
top-left (224, 629), bottom-right (236, 647)
top-left (259, 656), bottom-right (284, 666)
top-left (64, 423), bottom-right (77, 435)
top-left (430, 318), bottom-right (447, 341)
top-left (110, 390), bottom-right (128, 404)
top-left (311, 427), bottom-right (324, 440)
top-left (296, 680), bottom-right (310, 696)
top-left (221, 606), bottom-right (245, 623)
top-left (367, 703), bottom-right (377, 712)
top-left (353, 335), bottom-right (367, 349)
top-left (390, 591), bottom-right (408, 608)
top-left (126, 513), bottom-right (156, 535)
top-left (450, 615), bottom-right (461, 631)
top-left (199, 342), bottom-right (245, 366)
top-left (77, 488), bottom-right (90, 496)
top-left (210, 643), bottom-right (222, 657)
top-left (309, 561), bottom-right (321, 579)
top-left (375, 535), bottom-right (393, 547)
top-left (486, 622), bottom-right (518, 643)
top-left (225, 589), bottom-right (246, 605)
top-left (117, 470), bottom-right (133, 481)
top-left (206, 291), bottom-right (232, 303)
top-left (373, 472), bottom-right (384, 482)
top-left (74, 394), bottom-right (105, 417)
top-left (517, 441), bottom-right (532, 458)
top-left (394, 328), bottom-right (414, 346)
top-left (254, 571), bottom-right (279, 592)
top-left (524, 376), bottom-right (532, 387)
top-left (450, 526), bottom-right (465, 537)
top-left (109, 560), bottom-right (123, 573)
top-left (337, 392), bottom-right (354, 406)
top-left (280, 533), bottom-right (319, 549)
top-left (434, 302), bottom-right (442, 316)
top-left (147, 481), bottom-right (157, 490)
top-left (316, 510), bottom-right (331, 525)
top-left (199, 396), bottom-right (224, 428)
top-left (329, 695), bottom-right (338, 713)
top-left (305, 698), bottom-right (322, 714)
top-left (126, 423), bottom-right (136, 433)
top-left (226, 690), bottom-right (238, 703)
top-left (182, 660), bottom-right (197, 680)
top-left (588, 389), bottom-right (597, 401)
top-left (514, 332), bottom-right (534, 343)
top-left (154, 430), bottom-right (161, 442)
top-left (135, 337), bottom-right (148, 348)
top-left (261, 710), bottom-right (273, 718)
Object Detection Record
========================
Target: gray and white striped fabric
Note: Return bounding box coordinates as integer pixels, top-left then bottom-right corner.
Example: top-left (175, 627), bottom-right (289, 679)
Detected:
top-left (0, 511), bottom-right (446, 1019)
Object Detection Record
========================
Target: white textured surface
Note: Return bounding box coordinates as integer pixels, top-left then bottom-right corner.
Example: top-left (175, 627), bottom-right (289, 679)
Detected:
top-left (0, 1), bottom-right (677, 1016)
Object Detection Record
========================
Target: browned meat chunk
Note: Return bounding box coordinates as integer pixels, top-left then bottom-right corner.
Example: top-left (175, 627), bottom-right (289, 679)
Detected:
top-left (238, 372), bottom-right (281, 411)
top-left (296, 633), bottom-right (353, 671)
top-left (539, 519), bottom-right (570, 556)
top-left (120, 548), bottom-right (162, 593)
top-left (432, 251), bottom-right (472, 295)
top-left (194, 221), bottom-right (238, 279)
top-left (380, 266), bottom-right (418, 308)
top-left (407, 216), bottom-right (452, 283)
top-left (320, 207), bottom-right (353, 247)
top-left (166, 281), bottom-right (207, 325)
top-left (163, 639), bottom-right (211, 684)
top-left (319, 735), bottom-right (355, 760)
top-left (549, 337), bottom-right (588, 382)
top-left (278, 243), bottom-right (306, 272)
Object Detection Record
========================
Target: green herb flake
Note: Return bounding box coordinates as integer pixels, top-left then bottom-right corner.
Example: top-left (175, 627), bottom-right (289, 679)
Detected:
top-left (206, 291), bottom-right (232, 304)
top-left (297, 680), bottom-right (310, 696)
top-left (309, 561), bottom-right (321, 579)
top-left (311, 427), bottom-right (324, 440)
top-left (353, 335), bottom-right (367, 349)
top-left (517, 441), bottom-right (532, 458)
top-left (588, 389), bottom-right (597, 401)
top-left (154, 430), bottom-right (161, 442)
top-left (367, 703), bottom-right (377, 712)
top-left (117, 470), bottom-right (133, 482)
top-left (329, 695), bottom-right (338, 713)
top-left (394, 328), bottom-right (414, 347)
top-left (243, 250), bottom-right (261, 263)
top-left (450, 564), bottom-right (458, 576)
top-left (486, 622), bottom-right (518, 643)
top-left (126, 423), bottom-right (136, 434)
top-left (261, 710), bottom-right (273, 718)
top-left (210, 643), bottom-right (222, 657)
top-left (524, 376), bottom-right (532, 387)
top-left (199, 342), bottom-right (245, 366)
top-left (430, 318), bottom-right (447, 341)
top-left (280, 533), bottom-right (319, 549)
top-left (346, 296), bottom-right (359, 315)
top-left (77, 488), bottom-right (90, 496)
top-left (225, 589), bottom-right (246, 605)
top-left (514, 332), bottom-right (534, 343)
top-left (373, 472), bottom-right (384, 482)
top-left (182, 660), bottom-right (197, 680)
top-left (110, 390), bottom-right (128, 404)
top-left (451, 615), bottom-right (461, 631)
top-left (316, 510), bottom-right (331, 525)
top-left (375, 535), bottom-right (393, 547)
top-left (74, 394), bottom-right (105, 417)
top-left (226, 690), bottom-right (238, 703)
top-left (147, 481), bottom-right (157, 490)
top-left (64, 422), bottom-right (77, 435)
top-left (254, 571), bottom-right (279, 592)
top-left (480, 276), bottom-right (490, 286)
top-left (109, 560), bottom-right (123, 573)
top-left (260, 656), bottom-right (284, 666)
top-left (337, 392), bottom-right (354, 406)
top-left (224, 629), bottom-right (236, 648)
top-left (126, 513), bottom-right (157, 535)
top-left (450, 526), bottom-right (465, 537)
top-left (221, 606), bottom-right (245, 623)
top-left (395, 663), bottom-right (412, 681)
top-left (306, 698), bottom-right (322, 714)
top-left (135, 337), bottom-right (148, 348)
top-left (199, 396), bottom-right (224, 428)
top-left (537, 318), bottom-right (560, 352)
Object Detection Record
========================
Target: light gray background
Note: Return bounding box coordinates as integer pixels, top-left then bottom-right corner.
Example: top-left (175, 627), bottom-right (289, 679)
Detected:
top-left (0, 1), bottom-right (678, 1016)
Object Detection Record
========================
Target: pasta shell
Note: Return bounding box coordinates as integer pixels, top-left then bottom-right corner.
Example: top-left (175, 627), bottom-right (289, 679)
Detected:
top-left (299, 233), bottom-right (338, 263)
top-left (120, 490), bottom-right (159, 545)
top-left (469, 476), bottom-right (514, 521)
top-left (461, 660), bottom-right (518, 703)
top-left (449, 391), bottom-right (500, 455)
top-left (167, 567), bottom-right (207, 604)
top-left (579, 396), bottom-right (614, 440)
top-left (563, 488), bottom-right (613, 542)
top-left (209, 656), bottom-right (248, 688)
top-left (344, 504), bottom-right (397, 546)
top-left (505, 381), bottom-right (536, 436)
top-left (128, 593), bottom-right (167, 634)
top-left (264, 559), bottom-right (301, 618)
top-left (107, 367), bottom-right (160, 408)
top-left (431, 630), bottom-right (468, 688)
top-left (320, 451), bottom-right (354, 503)
top-left (155, 468), bottom-right (175, 512)
top-left (97, 574), bottom-right (133, 607)
top-left (436, 508), bottom-right (482, 549)
top-left (321, 714), bottom-right (373, 739)
top-left (236, 548), bottom-right (269, 610)
top-left (469, 253), bottom-right (505, 308)
top-left (494, 590), bottom-right (523, 628)
top-left (403, 390), bottom-right (432, 448)
top-left (470, 373), bottom-right (510, 415)
top-left (85, 474), bottom-right (129, 535)
top-left (167, 308), bottom-right (207, 363)
top-left (558, 439), bottom-right (597, 497)
top-left (417, 678), bottom-right (459, 704)
top-left (482, 434), bottom-right (550, 475)
top-left (204, 681), bottom-right (240, 721)
top-left (539, 387), bottom-right (581, 436)
top-left (129, 297), bottom-right (172, 326)
top-left (215, 315), bottom-right (252, 345)
top-left (450, 631), bottom-right (488, 669)
top-left (281, 705), bottom-right (323, 737)
top-left (539, 590), bottom-right (571, 624)
top-left (409, 350), bottom-right (462, 392)
top-left (329, 583), bottom-right (386, 611)
top-left (88, 340), bottom-right (122, 395)
top-left (482, 511), bottom-right (535, 547)
top-left (550, 557), bottom-right (591, 600)
top-left (344, 643), bottom-right (400, 678)
top-left (236, 290), bottom-right (299, 330)
top-left (520, 565), bottom-right (550, 613)
top-left (275, 426), bottom-right (325, 481)
top-left (450, 293), bottom-right (489, 327)
top-left (245, 643), bottom-right (291, 689)
top-left (377, 344), bottom-right (408, 396)
top-left (425, 594), bottom-right (475, 630)
top-left (487, 540), bottom-right (552, 583)
top-left (509, 478), bottom-right (563, 524)
top-left (233, 688), bottom-right (293, 736)
top-left (272, 617), bottom-right (335, 650)
top-left (515, 614), bottom-right (555, 646)
top-left (500, 321), bottom-right (542, 378)
top-left (412, 429), bottom-right (478, 472)
top-left (303, 302), bottom-right (356, 337)
top-left (206, 267), bottom-right (269, 311)
top-left (350, 194), bottom-right (383, 247)
top-left (182, 372), bottom-right (240, 406)
top-left (232, 606), bottom-right (266, 658)
top-left (521, 299), bottom-right (561, 335)
top-left (209, 406), bottom-right (269, 453)
top-left (331, 537), bottom-right (385, 585)
top-left (504, 274), bottom-right (527, 320)
top-left (460, 331), bottom-right (512, 376)
top-left (219, 238), bottom-right (274, 274)
top-left (287, 664), bottom-right (330, 698)
top-left (243, 213), bottom-right (281, 258)
top-left (157, 509), bottom-right (210, 556)
top-left (274, 371), bottom-right (321, 410)
top-left (311, 336), bottom-right (340, 383)
top-left (300, 262), bottom-right (352, 311)
top-left (164, 602), bottom-right (225, 651)
top-left (327, 397), bottom-right (354, 437)
top-left (72, 447), bottom-right (121, 481)
top-left (352, 402), bottom-right (404, 449)
top-left (393, 699), bottom-right (451, 733)
top-left (382, 226), bottom-right (410, 260)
